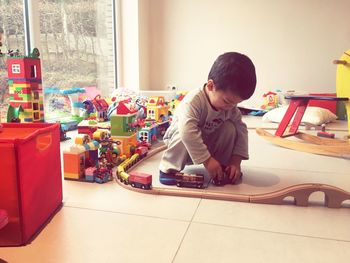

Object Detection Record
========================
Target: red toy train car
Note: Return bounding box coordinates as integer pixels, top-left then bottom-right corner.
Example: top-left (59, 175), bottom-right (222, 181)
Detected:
top-left (128, 171), bottom-right (152, 190)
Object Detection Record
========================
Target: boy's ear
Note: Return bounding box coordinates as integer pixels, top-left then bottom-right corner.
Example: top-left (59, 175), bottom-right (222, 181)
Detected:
top-left (207, 79), bottom-right (215, 91)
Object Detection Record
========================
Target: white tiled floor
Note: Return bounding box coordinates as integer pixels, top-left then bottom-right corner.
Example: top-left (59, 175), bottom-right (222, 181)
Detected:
top-left (1, 120), bottom-right (350, 263)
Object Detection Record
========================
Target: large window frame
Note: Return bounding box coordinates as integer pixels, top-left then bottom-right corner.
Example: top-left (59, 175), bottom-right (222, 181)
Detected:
top-left (23, 0), bottom-right (118, 96)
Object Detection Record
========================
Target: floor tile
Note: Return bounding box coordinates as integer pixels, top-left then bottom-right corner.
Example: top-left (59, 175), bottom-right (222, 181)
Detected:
top-left (174, 222), bottom-right (350, 263)
top-left (194, 199), bottom-right (350, 241)
top-left (247, 129), bottom-right (350, 175)
top-left (63, 180), bottom-right (200, 221)
top-left (0, 206), bottom-right (189, 263)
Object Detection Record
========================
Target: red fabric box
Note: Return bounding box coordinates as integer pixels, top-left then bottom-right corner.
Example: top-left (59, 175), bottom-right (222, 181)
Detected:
top-left (0, 123), bottom-right (62, 246)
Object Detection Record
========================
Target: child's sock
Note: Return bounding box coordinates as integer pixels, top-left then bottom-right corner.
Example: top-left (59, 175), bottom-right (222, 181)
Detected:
top-left (159, 170), bottom-right (177, 185)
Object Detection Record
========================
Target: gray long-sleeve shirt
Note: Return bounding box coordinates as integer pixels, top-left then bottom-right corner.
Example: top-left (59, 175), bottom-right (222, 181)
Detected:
top-left (163, 86), bottom-right (249, 164)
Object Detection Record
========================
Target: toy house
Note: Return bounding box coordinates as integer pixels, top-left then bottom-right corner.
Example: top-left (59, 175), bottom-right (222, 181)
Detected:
top-left (92, 95), bottom-right (109, 121)
top-left (261, 91), bottom-right (279, 110)
top-left (7, 56), bottom-right (44, 122)
top-left (138, 121), bottom-right (159, 143)
top-left (109, 100), bottom-right (138, 157)
top-left (146, 96), bottom-right (169, 122)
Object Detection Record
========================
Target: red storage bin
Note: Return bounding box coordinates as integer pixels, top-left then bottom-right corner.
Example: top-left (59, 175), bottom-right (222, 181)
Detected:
top-left (0, 123), bottom-right (62, 246)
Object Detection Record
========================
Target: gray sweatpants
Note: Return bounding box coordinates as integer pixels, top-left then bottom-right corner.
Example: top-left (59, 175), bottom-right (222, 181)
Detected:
top-left (159, 121), bottom-right (237, 172)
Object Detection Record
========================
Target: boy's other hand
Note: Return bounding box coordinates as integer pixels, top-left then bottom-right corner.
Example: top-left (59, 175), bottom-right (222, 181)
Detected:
top-left (225, 165), bottom-right (242, 184)
top-left (203, 157), bottom-right (224, 181)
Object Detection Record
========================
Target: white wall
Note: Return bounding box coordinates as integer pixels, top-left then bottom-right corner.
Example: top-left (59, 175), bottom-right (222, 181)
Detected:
top-left (139, 0), bottom-right (350, 106)
top-left (117, 0), bottom-right (140, 90)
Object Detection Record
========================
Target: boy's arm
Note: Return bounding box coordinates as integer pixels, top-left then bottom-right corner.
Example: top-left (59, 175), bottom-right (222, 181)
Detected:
top-left (177, 98), bottom-right (211, 164)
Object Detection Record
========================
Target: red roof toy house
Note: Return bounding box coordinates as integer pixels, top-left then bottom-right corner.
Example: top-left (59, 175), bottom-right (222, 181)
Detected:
top-left (92, 95), bottom-right (109, 121)
top-left (7, 53), bottom-right (44, 122)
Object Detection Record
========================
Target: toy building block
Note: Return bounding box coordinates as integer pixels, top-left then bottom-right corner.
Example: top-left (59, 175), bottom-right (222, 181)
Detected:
top-left (63, 148), bottom-right (86, 180)
top-left (7, 53), bottom-right (45, 123)
top-left (146, 96), bottom-right (169, 122)
top-left (85, 167), bottom-right (97, 182)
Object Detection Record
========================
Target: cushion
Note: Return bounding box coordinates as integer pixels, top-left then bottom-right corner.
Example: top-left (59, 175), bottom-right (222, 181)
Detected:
top-left (262, 106), bottom-right (337, 126)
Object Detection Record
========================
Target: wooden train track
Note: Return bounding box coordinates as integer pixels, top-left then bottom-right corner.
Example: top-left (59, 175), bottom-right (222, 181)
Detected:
top-left (114, 143), bottom-right (350, 208)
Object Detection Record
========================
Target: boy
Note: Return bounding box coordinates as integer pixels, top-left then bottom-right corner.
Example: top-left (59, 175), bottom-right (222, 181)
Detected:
top-left (159, 52), bottom-right (256, 185)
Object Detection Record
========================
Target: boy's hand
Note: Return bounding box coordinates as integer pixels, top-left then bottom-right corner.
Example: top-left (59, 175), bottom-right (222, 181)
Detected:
top-left (225, 165), bottom-right (242, 184)
top-left (203, 157), bottom-right (224, 181)
top-left (225, 154), bottom-right (243, 184)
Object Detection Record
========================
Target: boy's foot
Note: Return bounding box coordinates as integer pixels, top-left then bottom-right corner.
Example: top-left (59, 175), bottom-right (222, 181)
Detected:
top-left (159, 170), bottom-right (177, 185)
top-left (0, 209), bottom-right (9, 230)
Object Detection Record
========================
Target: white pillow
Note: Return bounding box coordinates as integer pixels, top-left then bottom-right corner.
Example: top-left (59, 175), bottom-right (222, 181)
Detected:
top-left (262, 106), bottom-right (337, 125)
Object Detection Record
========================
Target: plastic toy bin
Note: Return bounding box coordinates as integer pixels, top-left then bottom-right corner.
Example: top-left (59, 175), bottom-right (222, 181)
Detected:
top-left (0, 123), bottom-right (62, 246)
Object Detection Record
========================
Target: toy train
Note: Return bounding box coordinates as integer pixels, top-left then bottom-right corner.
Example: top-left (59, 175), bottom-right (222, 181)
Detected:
top-left (116, 153), bottom-right (152, 189)
top-left (115, 152), bottom-right (205, 190)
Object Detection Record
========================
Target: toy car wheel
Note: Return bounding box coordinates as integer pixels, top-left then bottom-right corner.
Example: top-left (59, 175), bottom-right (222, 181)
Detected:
top-left (197, 184), bottom-right (203, 189)
top-left (141, 185), bottom-right (145, 189)
top-left (131, 183), bottom-right (135, 187)
top-left (176, 182), bottom-right (181, 187)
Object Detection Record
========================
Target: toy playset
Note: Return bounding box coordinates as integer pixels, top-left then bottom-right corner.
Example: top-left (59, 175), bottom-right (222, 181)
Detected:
top-left (7, 49), bottom-right (44, 123)
top-left (1, 47), bottom-right (350, 249)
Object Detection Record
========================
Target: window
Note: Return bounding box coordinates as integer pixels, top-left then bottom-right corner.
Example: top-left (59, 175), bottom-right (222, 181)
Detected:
top-left (0, 0), bottom-right (25, 107)
top-left (30, 65), bottom-right (37, 78)
top-left (12, 64), bottom-right (21, 74)
top-left (33, 103), bottom-right (39, 110)
top-left (0, 0), bottom-right (117, 123)
top-left (39, 0), bottom-right (116, 121)
top-left (139, 131), bottom-right (149, 142)
top-left (33, 91), bottom-right (39, 100)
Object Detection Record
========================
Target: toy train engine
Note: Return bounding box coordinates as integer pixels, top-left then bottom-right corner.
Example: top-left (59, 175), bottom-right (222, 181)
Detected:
top-left (128, 171), bottom-right (152, 190)
top-left (135, 145), bottom-right (148, 158)
top-left (175, 172), bottom-right (204, 189)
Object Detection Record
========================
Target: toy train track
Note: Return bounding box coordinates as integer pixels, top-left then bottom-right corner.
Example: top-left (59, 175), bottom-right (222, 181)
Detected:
top-left (114, 143), bottom-right (350, 208)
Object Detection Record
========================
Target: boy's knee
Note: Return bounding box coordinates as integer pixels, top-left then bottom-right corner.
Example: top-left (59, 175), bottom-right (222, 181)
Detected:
top-left (219, 121), bottom-right (237, 142)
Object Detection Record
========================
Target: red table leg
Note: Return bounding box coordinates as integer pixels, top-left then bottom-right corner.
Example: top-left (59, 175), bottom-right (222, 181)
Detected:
top-left (275, 99), bottom-right (309, 137)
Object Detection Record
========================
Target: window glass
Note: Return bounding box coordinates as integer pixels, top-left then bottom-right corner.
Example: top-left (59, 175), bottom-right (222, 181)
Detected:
top-left (39, 0), bottom-right (116, 121)
top-left (0, 0), bottom-right (25, 122)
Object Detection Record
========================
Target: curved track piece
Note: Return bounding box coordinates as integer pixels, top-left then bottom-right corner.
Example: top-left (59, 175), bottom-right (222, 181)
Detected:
top-left (250, 183), bottom-right (350, 208)
top-left (295, 132), bottom-right (350, 146)
top-left (256, 128), bottom-right (350, 157)
top-left (114, 143), bottom-right (350, 208)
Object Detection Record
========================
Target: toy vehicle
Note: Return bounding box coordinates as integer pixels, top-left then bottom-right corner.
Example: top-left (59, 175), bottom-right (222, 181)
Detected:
top-left (135, 145), bottom-right (148, 158)
top-left (119, 171), bottom-right (130, 184)
top-left (175, 172), bottom-right (204, 189)
top-left (128, 171), bottom-right (152, 190)
top-left (137, 140), bottom-right (152, 149)
top-left (95, 167), bottom-right (110, 184)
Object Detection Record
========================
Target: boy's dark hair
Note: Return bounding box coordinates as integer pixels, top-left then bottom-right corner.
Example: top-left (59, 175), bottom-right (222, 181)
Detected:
top-left (208, 52), bottom-right (256, 100)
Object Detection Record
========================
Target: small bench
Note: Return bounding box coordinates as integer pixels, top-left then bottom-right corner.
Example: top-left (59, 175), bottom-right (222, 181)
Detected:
top-left (275, 95), bottom-right (349, 137)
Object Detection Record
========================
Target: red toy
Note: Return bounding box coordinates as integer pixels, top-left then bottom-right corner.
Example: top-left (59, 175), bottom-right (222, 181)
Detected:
top-left (128, 171), bottom-right (152, 189)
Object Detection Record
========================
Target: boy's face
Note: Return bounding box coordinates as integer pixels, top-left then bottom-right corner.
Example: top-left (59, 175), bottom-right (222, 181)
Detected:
top-left (206, 80), bottom-right (243, 111)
